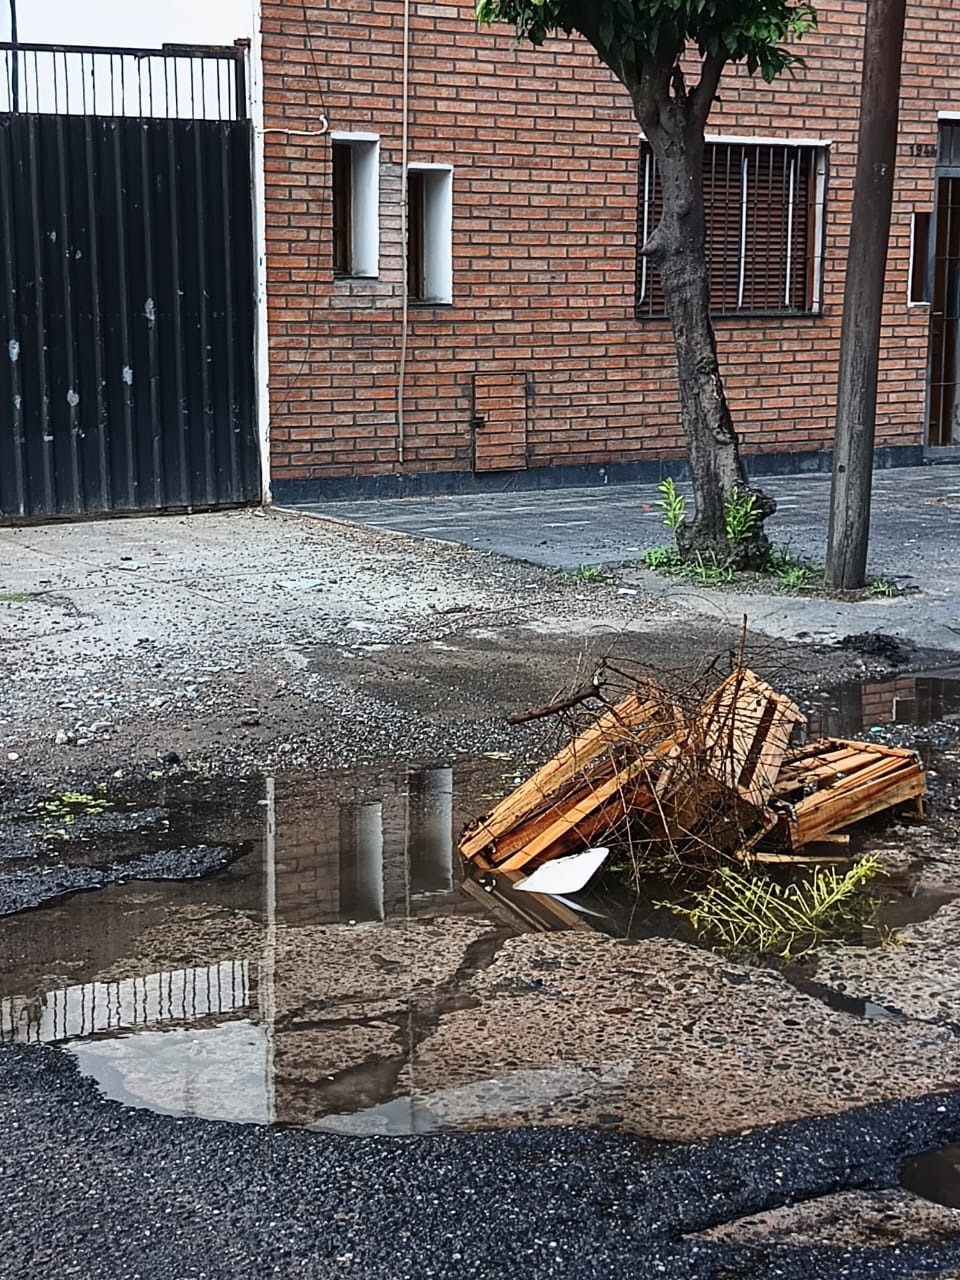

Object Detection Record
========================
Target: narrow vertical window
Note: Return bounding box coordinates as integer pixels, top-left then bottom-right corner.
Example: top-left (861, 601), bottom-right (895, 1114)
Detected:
top-left (330, 134), bottom-right (380, 278)
top-left (910, 211), bottom-right (931, 303)
top-left (407, 169), bottom-right (425, 300)
top-left (407, 165), bottom-right (453, 303)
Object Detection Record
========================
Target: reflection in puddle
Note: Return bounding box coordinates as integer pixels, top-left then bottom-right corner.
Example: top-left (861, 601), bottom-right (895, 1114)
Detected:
top-left (901, 1143), bottom-right (960, 1210)
top-left (812, 668), bottom-right (960, 738)
top-left (1, 762), bottom-right (641, 1135)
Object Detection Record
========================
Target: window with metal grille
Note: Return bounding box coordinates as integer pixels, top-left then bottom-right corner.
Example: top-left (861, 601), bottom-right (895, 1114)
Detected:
top-left (636, 140), bottom-right (826, 319)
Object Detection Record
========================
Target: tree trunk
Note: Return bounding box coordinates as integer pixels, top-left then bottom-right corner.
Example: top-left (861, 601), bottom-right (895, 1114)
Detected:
top-left (641, 102), bottom-right (774, 568)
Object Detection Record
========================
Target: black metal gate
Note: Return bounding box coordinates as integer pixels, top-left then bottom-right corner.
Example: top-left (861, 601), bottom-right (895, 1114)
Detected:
top-left (0, 42), bottom-right (259, 519)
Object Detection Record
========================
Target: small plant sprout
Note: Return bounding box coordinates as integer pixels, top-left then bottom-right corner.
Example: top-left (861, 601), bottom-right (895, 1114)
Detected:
top-left (723, 486), bottom-right (762, 549)
top-left (573, 564), bottom-right (613, 586)
top-left (690, 551), bottom-right (733, 586)
top-left (655, 478), bottom-right (687, 538)
top-left (640, 546), bottom-right (682, 573)
top-left (776, 562), bottom-right (814, 592)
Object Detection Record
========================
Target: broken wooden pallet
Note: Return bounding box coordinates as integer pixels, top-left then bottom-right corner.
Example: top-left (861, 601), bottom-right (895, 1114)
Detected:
top-left (627, 669), bottom-right (803, 863)
top-left (770, 737), bottom-right (925, 848)
top-left (460, 671), bottom-right (927, 879)
top-left (460, 671), bottom-right (806, 873)
top-left (458, 686), bottom-right (683, 870)
top-left (695, 669), bottom-right (806, 810)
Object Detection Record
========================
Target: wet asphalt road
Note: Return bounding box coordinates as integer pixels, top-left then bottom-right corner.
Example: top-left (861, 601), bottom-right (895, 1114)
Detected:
top-left (0, 845), bottom-right (240, 916)
top-left (2, 1044), bottom-right (959, 1279)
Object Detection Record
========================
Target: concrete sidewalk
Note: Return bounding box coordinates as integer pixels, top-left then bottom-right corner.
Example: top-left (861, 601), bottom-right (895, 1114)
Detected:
top-left (297, 465), bottom-right (960, 652)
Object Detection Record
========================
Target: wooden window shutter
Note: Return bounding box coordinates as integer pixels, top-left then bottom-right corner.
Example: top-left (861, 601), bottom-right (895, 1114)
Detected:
top-left (332, 142), bottom-right (352, 275)
top-left (407, 169), bottom-right (425, 300)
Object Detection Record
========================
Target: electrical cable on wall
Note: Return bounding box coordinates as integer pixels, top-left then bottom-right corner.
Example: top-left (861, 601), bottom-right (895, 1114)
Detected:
top-left (397, 0), bottom-right (411, 467)
top-left (261, 120), bottom-right (328, 136)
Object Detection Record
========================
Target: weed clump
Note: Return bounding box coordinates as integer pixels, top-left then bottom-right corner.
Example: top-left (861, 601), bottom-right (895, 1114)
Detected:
top-left (662, 857), bottom-right (881, 958)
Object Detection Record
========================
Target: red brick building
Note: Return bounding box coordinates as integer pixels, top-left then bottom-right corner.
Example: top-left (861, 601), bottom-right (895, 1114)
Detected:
top-left (260, 0), bottom-right (960, 503)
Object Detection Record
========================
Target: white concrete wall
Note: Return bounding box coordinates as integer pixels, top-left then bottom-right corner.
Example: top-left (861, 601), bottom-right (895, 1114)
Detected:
top-left (2, 0), bottom-right (253, 46)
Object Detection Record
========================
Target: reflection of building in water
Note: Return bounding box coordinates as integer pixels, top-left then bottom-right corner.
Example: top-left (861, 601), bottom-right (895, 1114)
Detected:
top-left (809, 672), bottom-right (960, 739)
top-left (0, 766), bottom-right (472, 1132)
top-left (271, 766), bottom-right (456, 926)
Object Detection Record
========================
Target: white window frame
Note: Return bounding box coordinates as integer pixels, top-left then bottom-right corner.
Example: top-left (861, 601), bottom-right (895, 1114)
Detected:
top-left (908, 210), bottom-right (933, 308)
top-left (408, 163), bottom-right (453, 304)
top-left (330, 131), bottom-right (380, 279)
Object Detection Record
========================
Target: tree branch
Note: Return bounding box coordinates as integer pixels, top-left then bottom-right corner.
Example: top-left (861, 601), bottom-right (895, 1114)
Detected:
top-left (690, 51), bottom-right (727, 127)
top-left (506, 681), bottom-right (603, 725)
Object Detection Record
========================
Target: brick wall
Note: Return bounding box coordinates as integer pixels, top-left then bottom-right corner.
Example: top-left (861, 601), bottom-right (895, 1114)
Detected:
top-left (261, 0), bottom-right (956, 496)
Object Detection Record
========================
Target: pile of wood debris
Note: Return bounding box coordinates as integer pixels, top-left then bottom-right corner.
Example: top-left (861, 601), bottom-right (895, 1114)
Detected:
top-left (459, 669), bottom-right (926, 876)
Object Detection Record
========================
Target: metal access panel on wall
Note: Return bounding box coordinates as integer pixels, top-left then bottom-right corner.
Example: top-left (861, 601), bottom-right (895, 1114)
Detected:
top-left (0, 42), bottom-right (259, 520)
top-left (472, 370), bottom-right (529, 472)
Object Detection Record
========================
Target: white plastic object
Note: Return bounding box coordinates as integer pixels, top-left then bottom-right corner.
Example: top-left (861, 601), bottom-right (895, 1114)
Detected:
top-left (515, 847), bottom-right (611, 896)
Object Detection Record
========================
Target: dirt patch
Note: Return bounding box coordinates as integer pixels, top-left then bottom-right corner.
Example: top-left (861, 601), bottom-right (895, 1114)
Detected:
top-left (0, 509), bottom-right (888, 791)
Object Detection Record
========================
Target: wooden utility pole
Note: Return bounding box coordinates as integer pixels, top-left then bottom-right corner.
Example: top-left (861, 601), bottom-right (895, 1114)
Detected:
top-left (825, 0), bottom-right (907, 589)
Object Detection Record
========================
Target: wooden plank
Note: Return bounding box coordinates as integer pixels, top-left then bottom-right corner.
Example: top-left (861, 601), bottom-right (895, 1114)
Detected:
top-left (493, 760), bottom-right (657, 871)
top-left (459, 870), bottom-right (593, 932)
top-left (775, 741), bottom-right (920, 791)
top-left (459, 689), bottom-right (670, 860)
top-left (745, 850), bottom-right (854, 866)
top-left (776, 755), bottom-right (903, 802)
top-left (481, 778), bottom-right (603, 864)
top-left (780, 739), bottom-right (919, 771)
top-left (460, 687), bottom-right (681, 863)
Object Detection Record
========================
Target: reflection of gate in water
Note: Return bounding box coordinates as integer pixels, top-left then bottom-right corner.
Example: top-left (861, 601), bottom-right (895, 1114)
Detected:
top-left (0, 958), bottom-right (253, 1046)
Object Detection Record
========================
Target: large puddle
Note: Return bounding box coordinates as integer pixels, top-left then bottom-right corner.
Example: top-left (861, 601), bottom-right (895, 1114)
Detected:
top-left (4, 760), bottom-right (689, 1134)
top-left (2, 670), bottom-right (956, 1135)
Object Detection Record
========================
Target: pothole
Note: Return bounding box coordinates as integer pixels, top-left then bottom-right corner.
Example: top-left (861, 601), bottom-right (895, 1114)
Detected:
top-left (902, 1143), bottom-right (960, 1211)
top-left (0, 697), bottom-right (955, 1138)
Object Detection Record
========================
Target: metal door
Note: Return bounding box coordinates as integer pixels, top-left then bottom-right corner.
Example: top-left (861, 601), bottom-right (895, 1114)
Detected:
top-left (0, 42), bottom-right (259, 519)
top-left (472, 370), bottom-right (529, 472)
